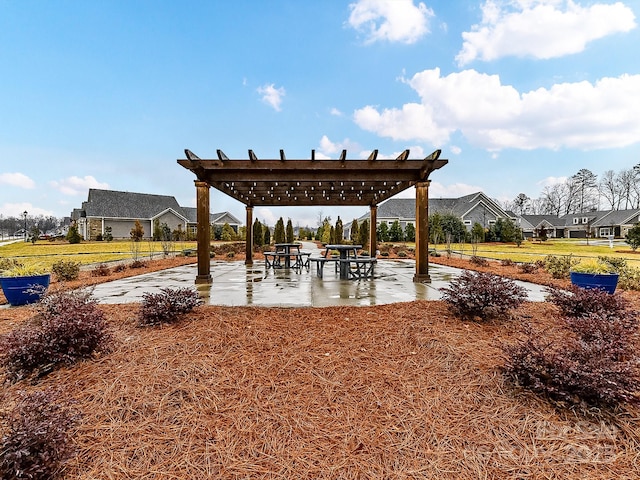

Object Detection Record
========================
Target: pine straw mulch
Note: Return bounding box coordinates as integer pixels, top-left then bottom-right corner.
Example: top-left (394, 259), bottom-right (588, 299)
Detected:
top-left (1, 299), bottom-right (640, 479)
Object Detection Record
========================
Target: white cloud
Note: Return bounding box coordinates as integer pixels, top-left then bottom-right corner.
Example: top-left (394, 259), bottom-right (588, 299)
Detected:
top-left (457, 0), bottom-right (636, 65)
top-left (348, 0), bottom-right (434, 44)
top-left (537, 175), bottom-right (568, 187)
top-left (50, 175), bottom-right (109, 196)
top-left (330, 107), bottom-right (343, 116)
top-left (0, 172), bottom-right (36, 189)
top-left (317, 135), bottom-right (362, 157)
top-left (353, 68), bottom-right (640, 151)
top-left (257, 83), bottom-right (286, 111)
top-left (0, 202), bottom-right (53, 218)
top-left (256, 207), bottom-right (277, 226)
top-left (450, 145), bottom-right (462, 155)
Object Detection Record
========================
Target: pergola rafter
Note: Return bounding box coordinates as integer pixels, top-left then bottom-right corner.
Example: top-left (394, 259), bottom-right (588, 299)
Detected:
top-left (178, 148), bottom-right (448, 284)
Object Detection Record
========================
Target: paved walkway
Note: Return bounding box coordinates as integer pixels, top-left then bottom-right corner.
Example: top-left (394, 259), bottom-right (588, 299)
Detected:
top-left (90, 241), bottom-right (548, 307)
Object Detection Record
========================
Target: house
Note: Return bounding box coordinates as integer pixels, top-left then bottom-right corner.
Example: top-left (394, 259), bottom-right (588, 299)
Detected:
top-left (71, 189), bottom-right (242, 240)
top-left (519, 209), bottom-right (640, 239)
top-left (357, 191), bottom-right (513, 233)
top-left (517, 214), bottom-right (567, 239)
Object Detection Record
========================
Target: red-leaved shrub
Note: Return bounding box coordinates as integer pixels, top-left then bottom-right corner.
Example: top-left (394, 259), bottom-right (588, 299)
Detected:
top-left (137, 287), bottom-right (203, 326)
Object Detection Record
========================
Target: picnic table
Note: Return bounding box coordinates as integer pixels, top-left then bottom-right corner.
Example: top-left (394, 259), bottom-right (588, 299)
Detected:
top-left (310, 244), bottom-right (376, 280)
top-left (264, 243), bottom-right (310, 269)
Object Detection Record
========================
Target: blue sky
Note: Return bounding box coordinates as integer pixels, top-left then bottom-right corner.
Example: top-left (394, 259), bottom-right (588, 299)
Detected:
top-left (1, 0), bottom-right (639, 228)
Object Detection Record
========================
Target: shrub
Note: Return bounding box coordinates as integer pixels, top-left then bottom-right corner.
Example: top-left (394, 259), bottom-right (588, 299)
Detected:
top-left (544, 254), bottom-right (577, 279)
top-left (618, 265), bottom-right (640, 291)
top-left (0, 258), bottom-right (22, 273)
top-left (91, 263), bottom-right (111, 277)
top-left (113, 264), bottom-right (127, 273)
top-left (545, 285), bottom-right (628, 319)
top-left (440, 270), bottom-right (527, 321)
top-left (470, 255), bottom-right (488, 266)
top-left (51, 260), bottom-right (81, 281)
top-left (397, 251), bottom-right (407, 258)
top-left (0, 388), bottom-right (80, 480)
top-left (129, 260), bottom-right (146, 269)
top-left (500, 258), bottom-right (515, 267)
top-left (137, 287), bottom-right (203, 326)
top-left (226, 251), bottom-right (235, 258)
top-left (503, 313), bottom-right (640, 408)
top-left (518, 262), bottom-right (537, 274)
top-left (0, 290), bottom-right (112, 382)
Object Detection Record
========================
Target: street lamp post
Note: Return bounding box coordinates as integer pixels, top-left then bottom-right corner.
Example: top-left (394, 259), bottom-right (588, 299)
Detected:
top-left (23, 211), bottom-right (28, 242)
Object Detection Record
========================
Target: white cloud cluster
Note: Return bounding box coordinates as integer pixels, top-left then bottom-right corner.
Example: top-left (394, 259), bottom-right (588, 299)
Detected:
top-left (257, 83), bottom-right (286, 111)
top-left (348, 0), bottom-right (434, 44)
top-left (50, 175), bottom-right (109, 196)
top-left (457, 0), bottom-right (636, 65)
top-left (0, 172), bottom-right (36, 189)
top-left (354, 68), bottom-right (640, 151)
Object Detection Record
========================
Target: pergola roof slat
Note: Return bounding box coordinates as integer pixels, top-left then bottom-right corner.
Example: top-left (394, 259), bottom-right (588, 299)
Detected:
top-left (178, 149), bottom-right (447, 207)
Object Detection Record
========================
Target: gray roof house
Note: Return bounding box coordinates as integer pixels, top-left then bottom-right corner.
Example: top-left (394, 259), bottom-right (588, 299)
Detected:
top-left (356, 191), bottom-right (513, 234)
top-left (72, 189), bottom-right (241, 240)
top-left (519, 209), bottom-right (640, 239)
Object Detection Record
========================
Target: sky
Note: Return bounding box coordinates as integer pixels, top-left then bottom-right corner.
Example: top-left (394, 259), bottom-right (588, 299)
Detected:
top-left (1, 0), bottom-right (639, 229)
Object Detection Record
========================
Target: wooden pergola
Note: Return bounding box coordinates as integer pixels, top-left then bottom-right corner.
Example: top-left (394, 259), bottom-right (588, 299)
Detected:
top-left (177, 148), bottom-right (447, 284)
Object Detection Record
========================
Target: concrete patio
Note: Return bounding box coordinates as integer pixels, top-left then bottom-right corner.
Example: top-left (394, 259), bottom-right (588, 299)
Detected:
top-left (90, 242), bottom-right (548, 307)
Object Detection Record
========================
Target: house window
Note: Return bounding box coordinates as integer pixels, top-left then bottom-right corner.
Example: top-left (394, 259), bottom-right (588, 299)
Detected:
top-left (582, 217), bottom-right (588, 224)
top-left (599, 228), bottom-right (611, 237)
top-left (573, 218), bottom-right (579, 225)
top-left (488, 220), bottom-right (496, 226)
top-left (463, 220), bottom-right (471, 226)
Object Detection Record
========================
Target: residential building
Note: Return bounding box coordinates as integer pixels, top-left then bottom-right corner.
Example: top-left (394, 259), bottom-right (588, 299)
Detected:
top-left (71, 189), bottom-right (241, 240)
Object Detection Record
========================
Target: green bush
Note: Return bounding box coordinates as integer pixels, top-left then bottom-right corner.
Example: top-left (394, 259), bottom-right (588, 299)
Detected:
top-left (543, 254), bottom-right (577, 279)
top-left (51, 260), bottom-right (81, 281)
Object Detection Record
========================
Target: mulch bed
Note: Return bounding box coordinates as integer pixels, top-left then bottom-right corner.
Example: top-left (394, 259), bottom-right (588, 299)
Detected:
top-left (1, 253), bottom-right (640, 478)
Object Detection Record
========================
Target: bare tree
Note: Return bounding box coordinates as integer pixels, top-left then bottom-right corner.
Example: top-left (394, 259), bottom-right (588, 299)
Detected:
top-left (511, 193), bottom-right (531, 215)
top-left (571, 169), bottom-right (598, 213)
top-left (599, 170), bottom-right (620, 210)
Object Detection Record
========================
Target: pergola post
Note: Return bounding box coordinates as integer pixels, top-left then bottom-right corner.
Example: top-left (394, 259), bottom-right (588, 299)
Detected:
top-left (413, 180), bottom-right (431, 283)
top-left (245, 205), bottom-right (253, 266)
top-left (195, 180), bottom-right (212, 284)
top-left (369, 205), bottom-right (377, 257)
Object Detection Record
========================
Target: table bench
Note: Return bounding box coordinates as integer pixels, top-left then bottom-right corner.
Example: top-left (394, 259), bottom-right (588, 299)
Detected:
top-left (265, 251), bottom-right (311, 269)
top-left (310, 257), bottom-right (376, 279)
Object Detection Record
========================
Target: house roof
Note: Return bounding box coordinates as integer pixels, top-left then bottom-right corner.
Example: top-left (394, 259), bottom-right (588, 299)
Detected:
top-left (181, 207), bottom-right (242, 225)
top-left (83, 189), bottom-right (186, 220)
top-left (519, 214), bottom-right (567, 229)
top-left (372, 192), bottom-right (510, 221)
top-left (592, 209), bottom-right (640, 227)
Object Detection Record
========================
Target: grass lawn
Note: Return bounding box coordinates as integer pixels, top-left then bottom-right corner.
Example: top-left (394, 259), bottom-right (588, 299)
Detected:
top-left (430, 238), bottom-right (640, 266)
top-left (0, 239), bottom-right (198, 270)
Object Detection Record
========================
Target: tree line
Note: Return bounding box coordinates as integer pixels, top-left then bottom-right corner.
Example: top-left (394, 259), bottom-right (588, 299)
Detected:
top-left (505, 165), bottom-right (640, 216)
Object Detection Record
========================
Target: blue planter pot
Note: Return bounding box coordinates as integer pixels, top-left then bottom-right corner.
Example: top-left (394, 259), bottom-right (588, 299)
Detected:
top-left (0, 274), bottom-right (51, 306)
top-left (570, 271), bottom-right (619, 294)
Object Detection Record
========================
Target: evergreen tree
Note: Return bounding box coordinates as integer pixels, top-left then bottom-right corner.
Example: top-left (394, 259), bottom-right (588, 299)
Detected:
top-left (274, 217), bottom-right (286, 244)
top-left (404, 222), bottom-right (415, 242)
top-left (329, 226), bottom-right (335, 244)
top-left (286, 218), bottom-right (294, 243)
top-left (358, 219), bottom-right (370, 249)
top-left (377, 222), bottom-right (389, 242)
top-left (221, 222), bottom-right (235, 241)
top-left (334, 216), bottom-right (343, 244)
top-left (440, 214), bottom-right (466, 243)
top-left (252, 218), bottom-right (263, 247)
top-left (388, 220), bottom-right (403, 242)
top-left (66, 225), bottom-right (81, 244)
top-left (625, 223), bottom-right (640, 251)
top-left (350, 219), bottom-right (359, 243)
top-left (321, 218), bottom-right (332, 244)
top-left (264, 226), bottom-right (271, 245)
top-left (471, 222), bottom-right (485, 243)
